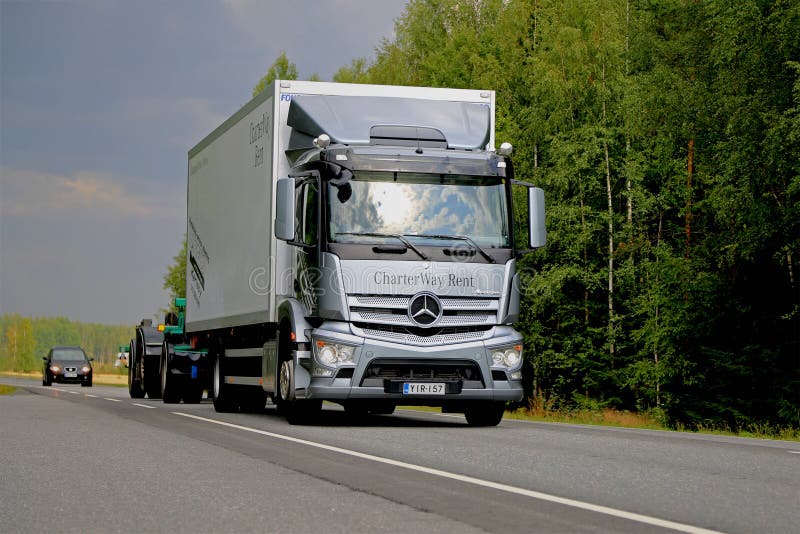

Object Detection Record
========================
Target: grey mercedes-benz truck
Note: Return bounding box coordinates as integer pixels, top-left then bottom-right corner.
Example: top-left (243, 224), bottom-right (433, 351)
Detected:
top-left (185, 80), bottom-right (545, 425)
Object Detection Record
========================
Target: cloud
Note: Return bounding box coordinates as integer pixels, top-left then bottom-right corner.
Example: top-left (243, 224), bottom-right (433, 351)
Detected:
top-left (117, 96), bottom-right (227, 149)
top-left (0, 168), bottom-right (181, 220)
top-left (218, 0), bottom-right (405, 80)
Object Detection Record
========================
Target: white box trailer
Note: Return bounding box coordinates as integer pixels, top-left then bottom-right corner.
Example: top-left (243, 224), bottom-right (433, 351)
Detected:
top-left (181, 80), bottom-right (545, 425)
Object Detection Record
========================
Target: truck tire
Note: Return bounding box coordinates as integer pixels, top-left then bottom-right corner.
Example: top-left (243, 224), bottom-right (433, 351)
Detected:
top-left (464, 402), bottom-right (506, 427)
top-left (182, 382), bottom-right (203, 404)
top-left (128, 347), bottom-right (145, 399)
top-left (143, 355), bottom-right (162, 399)
top-left (343, 401), bottom-right (396, 420)
top-left (239, 389), bottom-right (267, 413)
top-left (276, 357), bottom-right (321, 424)
top-left (212, 355), bottom-right (238, 412)
top-left (160, 343), bottom-right (181, 404)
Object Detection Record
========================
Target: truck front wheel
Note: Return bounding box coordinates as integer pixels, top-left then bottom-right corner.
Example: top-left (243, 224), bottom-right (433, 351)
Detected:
top-left (464, 402), bottom-right (506, 427)
top-left (276, 358), bottom-right (320, 424)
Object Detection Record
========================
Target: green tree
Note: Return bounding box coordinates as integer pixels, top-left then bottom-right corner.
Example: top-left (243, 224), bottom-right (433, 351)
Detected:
top-left (163, 234), bottom-right (187, 311)
top-left (4, 316), bottom-right (37, 372)
top-left (252, 51), bottom-right (299, 97)
top-left (333, 57), bottom-right (371, 84)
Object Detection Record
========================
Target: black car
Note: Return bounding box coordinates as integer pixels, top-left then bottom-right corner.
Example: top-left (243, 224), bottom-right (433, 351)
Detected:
top-left (42, 346), bottom-right (93, 387)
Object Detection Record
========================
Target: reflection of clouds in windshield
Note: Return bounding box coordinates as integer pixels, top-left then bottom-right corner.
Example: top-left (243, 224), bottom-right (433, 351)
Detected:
top-left (331, 180), bottom-right (508, 246)
top-left (374, 183), bottom-right (414, 228)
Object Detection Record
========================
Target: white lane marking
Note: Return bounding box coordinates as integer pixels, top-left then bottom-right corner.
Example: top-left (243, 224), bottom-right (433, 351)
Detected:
top-left (104, 398), bottom-right (122, 403)
top-left (788, 451), bottom-right (800, 455)
top-left (66, 390), bottom-right (80, 395)
top-left (173, 412), bottom-right (722, 534)
top-left (85, 394), bottom-right (97, 398)
top-left (132, 403), bottom-right (156, 409)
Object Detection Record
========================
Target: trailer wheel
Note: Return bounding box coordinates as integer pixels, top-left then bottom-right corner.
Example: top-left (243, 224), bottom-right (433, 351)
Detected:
top-left (128, 343), bottom-right (145, 399)
top-left (160, 343), bottom-right (180, 404)
top-left (143, 355), bottom-right (162, 399)
top-left (182, 382), bottom-right (203, 404)
top-left (212, 355), bottom-right (238, 412)
top-left (464, 402), bottom-right (506, 427)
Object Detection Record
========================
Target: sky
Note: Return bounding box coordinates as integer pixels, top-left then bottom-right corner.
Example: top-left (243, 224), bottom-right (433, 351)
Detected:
top-left (0, 0), bottom-right (409, 325)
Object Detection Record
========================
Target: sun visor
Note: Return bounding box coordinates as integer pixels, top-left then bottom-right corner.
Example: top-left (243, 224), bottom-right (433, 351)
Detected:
top-left (287, 95), bottom-right (491, 151)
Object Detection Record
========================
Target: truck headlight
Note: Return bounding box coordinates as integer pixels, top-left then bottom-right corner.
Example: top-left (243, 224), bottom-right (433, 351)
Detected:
top-left (314, 340), bottom-right (356, 368)
top-left (489, 344), bottom-right (522, 369)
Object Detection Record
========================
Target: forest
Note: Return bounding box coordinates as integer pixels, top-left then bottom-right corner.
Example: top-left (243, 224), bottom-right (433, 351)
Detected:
top-left (4, 0), bottom-right (798, 431)
top-left (0, 315), bottom-right (130, 372)
top-left (327, 0), bottom-right (800, 429)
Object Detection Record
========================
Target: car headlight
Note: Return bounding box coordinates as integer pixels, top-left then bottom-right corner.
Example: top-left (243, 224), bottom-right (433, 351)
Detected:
top-left (314, 340), bottom-right (356, 368)
top-left (489, 344), bottom-right (523, 369)
top-left (81, 365), bottom-right (91, 373)
top-left (49, 365), bottom-right (61, 373)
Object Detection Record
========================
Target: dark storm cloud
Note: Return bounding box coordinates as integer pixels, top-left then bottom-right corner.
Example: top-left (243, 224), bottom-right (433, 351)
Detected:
top-left (0, 0), bottom-right (408, 324)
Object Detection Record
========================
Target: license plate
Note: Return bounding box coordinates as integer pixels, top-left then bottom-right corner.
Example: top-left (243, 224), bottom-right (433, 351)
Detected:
top-left (64, 372), bottom-right (77, 378)
top-left (402, 383), bottom-right (445, 395)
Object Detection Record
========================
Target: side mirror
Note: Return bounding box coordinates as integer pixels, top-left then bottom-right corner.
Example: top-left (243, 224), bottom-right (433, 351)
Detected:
top-left (42, 356), bottom-right (47, 361)
top-left (275, 177), bottom-right (296, 241)
top-left (528, 187), bottom-right (546, 248)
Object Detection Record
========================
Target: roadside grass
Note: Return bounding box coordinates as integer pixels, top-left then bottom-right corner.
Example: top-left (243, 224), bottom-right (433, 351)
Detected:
top-left (0, 384), bottom-right (17, 395)
top-left (505, 405), bottom-right (799, 441)
top-left (401, 404), bottom-right (799, 441)
top-left (692, 422), bottom-right (800, 442)
top-left (0, 371), bottom-right (127, 387)
top-left (505, 406), bottom-right (665, 430)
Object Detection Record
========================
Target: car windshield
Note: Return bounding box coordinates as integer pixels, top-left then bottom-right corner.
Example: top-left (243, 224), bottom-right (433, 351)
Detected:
top-left (328, 172), bottom-right (510, 248)
top-left (52, 349), bottom-right (87, 362)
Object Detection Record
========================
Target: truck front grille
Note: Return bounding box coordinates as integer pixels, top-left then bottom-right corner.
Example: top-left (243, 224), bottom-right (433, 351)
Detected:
top-left (354, 324), bottom-right (492, 346)
top-left (360, 358), bottom-right (485, 388)
top-left (348, 294), bottom-right (500, 330)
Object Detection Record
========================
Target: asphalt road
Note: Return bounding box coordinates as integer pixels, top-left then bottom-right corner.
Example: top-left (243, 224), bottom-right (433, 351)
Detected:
top-left (1, 377), bottom-right (798, 533)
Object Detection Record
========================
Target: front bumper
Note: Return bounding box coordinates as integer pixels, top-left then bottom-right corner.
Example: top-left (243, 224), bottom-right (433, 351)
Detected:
top-left (301, 323), bottom-right (523, 404)
top-left (52, 373), bottom-right (91, 384)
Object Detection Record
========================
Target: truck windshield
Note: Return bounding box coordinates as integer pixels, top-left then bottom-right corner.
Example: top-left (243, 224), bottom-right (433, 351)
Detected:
top-left (328, 173), bottom-right (510, 248)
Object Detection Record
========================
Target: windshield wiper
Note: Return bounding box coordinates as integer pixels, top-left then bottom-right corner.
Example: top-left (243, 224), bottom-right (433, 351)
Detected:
top-left (337, 232), bottom-right (430, 261)
top-left (404, 234), bottom-right (496, 264)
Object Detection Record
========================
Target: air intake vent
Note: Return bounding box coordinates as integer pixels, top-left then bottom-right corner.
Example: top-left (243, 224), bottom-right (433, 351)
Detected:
top-left (370, 125), bottom-right (447, 149)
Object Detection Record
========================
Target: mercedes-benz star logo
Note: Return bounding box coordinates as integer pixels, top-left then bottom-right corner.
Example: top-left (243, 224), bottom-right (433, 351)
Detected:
top-left (407, 292), bottom-right (443, 327)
